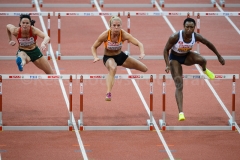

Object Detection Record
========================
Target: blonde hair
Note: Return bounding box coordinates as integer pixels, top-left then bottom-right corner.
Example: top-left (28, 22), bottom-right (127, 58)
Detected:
top-left (109, 16), bottom-right (122, 27)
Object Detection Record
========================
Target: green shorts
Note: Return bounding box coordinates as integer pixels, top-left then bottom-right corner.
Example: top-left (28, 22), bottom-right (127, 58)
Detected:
top-left (16, 47), bottom-right (43, 62)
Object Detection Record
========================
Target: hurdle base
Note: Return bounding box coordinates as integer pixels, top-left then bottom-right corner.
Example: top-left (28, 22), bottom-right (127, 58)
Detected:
top-left (2, 126), bottom-right (70, 131)
top-left (159, 119), bottom-right (166, 130)
top-left (163, 126), bottom-right (232, 131)
top-left (79, 119), bottom-right (152, 131)
top-left (68, 120), bottom-right (73, 131)
top-left (159, 119), bottom-right (233, 131)
top-left (56, 51), bottom-right (61, 60)
top-left (228, 119), bottom-right (236, 131)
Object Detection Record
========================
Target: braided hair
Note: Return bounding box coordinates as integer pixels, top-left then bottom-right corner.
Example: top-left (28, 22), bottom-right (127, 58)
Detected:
top-left (19, 14), bottom-right (36, 27)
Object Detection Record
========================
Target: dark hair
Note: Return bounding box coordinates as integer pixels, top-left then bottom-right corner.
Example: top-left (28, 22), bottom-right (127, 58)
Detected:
top-left (19, 14), bottom-right (36, 26)
top-left (183, 18), bottom-right (196, 26)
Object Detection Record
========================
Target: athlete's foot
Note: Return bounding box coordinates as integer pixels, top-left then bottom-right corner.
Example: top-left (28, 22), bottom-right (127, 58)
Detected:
top-left (204, 68), bottom-right (215, 80)
top-left (105, 92), bottom-right (111, 101)
top-left (16, 57), bottom-right (23, 71)
top-left (179, 112), bottom-right (185, 121)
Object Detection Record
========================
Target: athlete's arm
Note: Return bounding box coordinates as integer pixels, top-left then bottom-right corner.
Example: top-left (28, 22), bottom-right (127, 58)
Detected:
top-left (32, 26), bottom-right (50, 51)
top-left (122, 30), bottom-right (145, 59)
top-left (91, 31), bottom-right (107, 62)
top-left (6, 24), bottom-right (17, 46)
top-left (163, 32), bottom-right (179, 73)
top-left (195, 33), bottom-right (225, 65)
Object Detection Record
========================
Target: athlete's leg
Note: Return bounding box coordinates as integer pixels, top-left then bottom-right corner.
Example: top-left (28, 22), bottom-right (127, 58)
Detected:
top-left (170, 60), bottom-right (183, 113)
top-left (122, 56), bottom-right (148, 72)
top-left (184, 51), bottom-right (207, 70)
top-left (184, 51), bottom-right (215, 79)
top-left (105, 58), bottom-right (117, 94)
top-left (33, 57), bottom-right (53, 74)
top-left (16, 51), bottom-right (31, 71)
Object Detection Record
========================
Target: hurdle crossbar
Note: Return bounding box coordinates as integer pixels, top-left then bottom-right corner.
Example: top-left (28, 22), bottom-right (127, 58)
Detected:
top-left (55, 11), bottom-right (123, 60)
top-left (0, 12), bottom-right (53, 16)
top-left (0, 0), bottom-right (35, 8)
top-left (99, 0), bottom-right (156, 8)
top-left (159, 74), bottom-right (239, 131)
top-left (159, 0), bottom-right (216, 8)
top-left (38, 0), bottom-right (95, 8)
top-left (77, 74), bottom-right (155, 131)
top-left (0, 74), bottom-right (75, 131)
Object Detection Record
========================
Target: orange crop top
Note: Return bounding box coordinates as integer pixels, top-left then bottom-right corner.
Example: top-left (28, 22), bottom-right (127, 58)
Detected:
top-left (104, 30), bottom-right (123, 51)
top-left (17, 27), bottom-right (37, 47)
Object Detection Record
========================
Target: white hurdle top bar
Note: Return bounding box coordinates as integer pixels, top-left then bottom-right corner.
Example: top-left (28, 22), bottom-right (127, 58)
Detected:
top-left (0, 12), bottom-right (53, 16)
top-left (0, 74), bottom-right (76, 80)
top-left (124, 11), bottom-right (193, 16)
top-left (194, 12), bottom-right (240, 16)
top-left (159, 74), bottom-right (239, 79)
top-left (55, 12), bottom-right (123, 16)
top-left (77, 74), bottom-right (156, 79)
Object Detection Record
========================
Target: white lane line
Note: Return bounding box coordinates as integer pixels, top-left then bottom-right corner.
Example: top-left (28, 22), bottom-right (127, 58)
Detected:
top-left (34, 0), bottom-right (88, 159)
top-left (216, 3), bottom-right (240, 35)
top-left (94, 0), bottom-right (175, 160)
top-left (155, 2), bottom-right (240, 134)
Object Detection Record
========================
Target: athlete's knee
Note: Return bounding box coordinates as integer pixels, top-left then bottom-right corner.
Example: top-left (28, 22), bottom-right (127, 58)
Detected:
top-left (173, 76), bottom-right (183, 90)
top-left (108, 64), bottom-right (117, 72)
top-left (142, 65), bottom-right (148, 72)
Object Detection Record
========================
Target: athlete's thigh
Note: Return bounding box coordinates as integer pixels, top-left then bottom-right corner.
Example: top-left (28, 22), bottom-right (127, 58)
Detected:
top-left (17, 51), bottom-right (31, 63)
top-left (170, 60), bottom-right (183, 78)
top-left (122, 56), bottom-right (147, 72)
top-left (184, 51), bottom-right (204, 66)
top-left (33, 57), bottom-right (53, 74)
top-left (105, 58), bottom-right (117, 70)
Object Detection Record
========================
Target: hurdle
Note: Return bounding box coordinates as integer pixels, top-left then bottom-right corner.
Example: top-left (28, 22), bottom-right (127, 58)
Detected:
top-left (219, 0), bottom-right (240, 7)
top-left (0, 74), bottom-right (76, 131)
top-left (159, 74), bottom-right (239, 131)
top-left (194, 11), bottom-right (240, 54)
top-left (55, 11), bottom-right (123, 60)
top-left (124, 11), bottom-right (192, 56)
top-left (0, 0), bottom-right (35, 8)
top-left (38, 0), bottom-right (95, 8)
top-left (77, 74), bottom-right (156, 131)
top-left (99, 0), bottom-right (156, 8)
top-left (0, 12), bottom-right (53, 60)
top-left (159, 0), bottom-right (216, 8)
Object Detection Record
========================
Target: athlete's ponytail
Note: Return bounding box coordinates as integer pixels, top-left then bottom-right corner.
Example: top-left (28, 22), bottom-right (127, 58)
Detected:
top-left (19, 14), bottom-right (36, 26)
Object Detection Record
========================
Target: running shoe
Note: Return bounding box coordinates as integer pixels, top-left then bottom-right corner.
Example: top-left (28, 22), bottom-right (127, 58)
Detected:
top-left (204, 68), bottom-right (215, 80)
top-left (16, 57), bottom-right (23, 71)
top-left (179, 112), bottom-right (185, 121)
top-left (105, 92), bottom-right (111, 101)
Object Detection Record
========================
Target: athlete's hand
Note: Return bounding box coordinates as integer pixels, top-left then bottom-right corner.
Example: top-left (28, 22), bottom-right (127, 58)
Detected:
top-left (139, 53), bottom-right (145, 59)
top-left (217, 55), bottom-right (225, 65)
top-left (9, 40), bottom-right (16, 46)
top-left (40, 42), bottom-right (47, 51)
top-left (165, 66), bottom-right (170, 73)
top-left (93, 57), bottom-right (100, 63)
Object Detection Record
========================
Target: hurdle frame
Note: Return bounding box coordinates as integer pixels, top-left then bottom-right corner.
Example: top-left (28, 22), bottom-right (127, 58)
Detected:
top-left (77, 74), bottom-right (156, 131)
top-left (0, 12), bottom-right (53, 60)
top-left (194, 11), bottom-right (240, 54)
top-left (99, 0), bottom-right (156, 8)
top-left (0, 0), bottom-right (35, 8)
top-left (38, 0), bottom-right (95, 8)
top-left (159, 0), bottom-right (216, 8)
top-left (54, 11), bottom-right (123, 60)
top-left (124, 11), bottom-right (192, 55)
top-left (159, 74), bottom-right (239, 131)
top-left (0, 74), bottom-right (76, 131)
